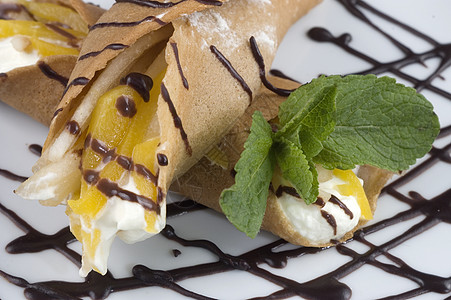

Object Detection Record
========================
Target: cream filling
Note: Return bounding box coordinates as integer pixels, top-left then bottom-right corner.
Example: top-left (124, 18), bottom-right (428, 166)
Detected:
top-left (76, 176), bottom-right (166, 277)
top-left (0, 36), bottom-right (40, 73)
top-left (277, 176), bottom-right (361, 245)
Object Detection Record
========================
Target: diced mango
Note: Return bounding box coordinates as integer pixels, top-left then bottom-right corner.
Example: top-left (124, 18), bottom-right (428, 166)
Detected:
top-left (333, 169), bottom-right (373, 220)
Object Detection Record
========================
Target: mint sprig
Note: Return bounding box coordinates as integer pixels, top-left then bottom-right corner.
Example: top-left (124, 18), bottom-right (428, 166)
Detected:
top-left (219, 111), bottom-right (275, 238)
top-left (219, 74), bottom-right (440, 238)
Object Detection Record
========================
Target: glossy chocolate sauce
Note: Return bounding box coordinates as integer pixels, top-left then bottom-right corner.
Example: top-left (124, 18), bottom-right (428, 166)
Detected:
top-left (65, 120), bottom-right (80, 135)
top-left (84, 134), bottom-right (158, 184)
top-left (37, 61), bottom-right (69, 87)
top-left (89, 15), bottom-right (167, 31)
top-left (78, 43), bottom-right (128, 61)
top-left (28, 144), bottom-right (42, 157)
top-left (115, 0), bottom-right (223, 9)
top-left (170, 42), bottom-right (189, 90)
top-left (115, 95), bottom-right (137, 118)
top-left (160, 82), bottom-right (193, 156)
top-left (62, 77), bottom-right (89, 98)
top-left (249, 36), bottom-right (297, 97)
top-left (1, 1), bottom-right (451, 299)
top-left (120, 72), bottom-right (154, 103)
top-left (210, 44), bottom-right (253, 100)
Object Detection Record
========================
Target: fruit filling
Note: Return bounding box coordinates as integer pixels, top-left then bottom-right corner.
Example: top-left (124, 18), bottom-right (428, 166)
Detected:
top-left (66, 69), bottom-right (166, 275)
top-left (0, 1), bottom-right (88, 58)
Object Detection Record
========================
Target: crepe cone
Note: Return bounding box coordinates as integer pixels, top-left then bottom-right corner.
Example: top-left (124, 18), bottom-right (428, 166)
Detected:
top-left (172, 75), bottom-right (393, 247)
top-left (0, 0), bottom-right (105, 126)
top-left (16, 0), bottom-right (321, 275)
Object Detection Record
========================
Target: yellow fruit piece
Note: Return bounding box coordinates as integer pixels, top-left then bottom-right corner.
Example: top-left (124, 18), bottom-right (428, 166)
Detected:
top-left (333, 169), bottom-right (373, 220)
top-left (132, 137), bottom-right (160, 202)
top-left (68, 184), bottom-right (107, 218)
top-left (144, 211), bottom-right (158, 233)
top-left (30, 37), bottom-right (79, 56)
top-left (20, 1), bottom-right (89, 33)
top-left (81, 227), bottom-right (101, 266)
top-left (0, 20), bottom-right (84, 41)
top-left (205, 145), bottom-right (228, 169)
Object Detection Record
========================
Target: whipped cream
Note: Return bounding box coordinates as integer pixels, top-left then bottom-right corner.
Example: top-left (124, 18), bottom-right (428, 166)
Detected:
top-left (73, 176), bottom-right (165, 277)
top-left (0, 36), bottom-right (40, 73)
top-left (277, 175), bottom-right (361, 245)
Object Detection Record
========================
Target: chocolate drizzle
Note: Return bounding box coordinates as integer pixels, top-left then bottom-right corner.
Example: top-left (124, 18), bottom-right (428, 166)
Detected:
top-left (115, 0), bottom-right (223, 8)
top-left (170, 42), bottom-right (189, 89)
top-left (1, 1), bottom-right (451, 299)
top-left (84, 134), bottom-right (158, 185)
top-left (78, 43), bottom-right (128, 61)
top-left (89, 15), bottom-right (167, 31)
top-left (37, 61), bottom-right (69, 87)
top-left (120, 73), bottom-right (153, 103)
top-left (210, 44), bottom-right (253, 101)
top-left (65, 120), bottom-right (80, 135)
top-left (115, 95), bottom-right (137, 118)
top-left (249, 36), bottom-right (297, 97)
top-left (160, 83), bottom-right (193, 156)
top-left (62, 77), bottom-right (89, 98)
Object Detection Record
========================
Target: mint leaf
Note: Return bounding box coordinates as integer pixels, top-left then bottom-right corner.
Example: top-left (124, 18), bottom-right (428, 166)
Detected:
top-left (310, 75), bottom-right (440, 171)
top-left (274, 138), bottom-right (319, 204)
top-left (276, 85), bottom-right (337, 153)
top-left (219, 111), bottom-right (274, 238)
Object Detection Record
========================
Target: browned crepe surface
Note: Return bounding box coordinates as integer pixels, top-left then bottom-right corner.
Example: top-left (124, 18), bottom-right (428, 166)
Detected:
top-left (0, 55), bottom-right (76, 126)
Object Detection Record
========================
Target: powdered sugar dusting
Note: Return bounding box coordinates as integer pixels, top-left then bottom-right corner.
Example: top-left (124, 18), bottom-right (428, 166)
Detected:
top-left (186, 10), bottom-right (239, 51)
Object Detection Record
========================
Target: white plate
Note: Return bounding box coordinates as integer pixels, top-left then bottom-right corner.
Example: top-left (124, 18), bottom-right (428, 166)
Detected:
top-left (1, 0), bottom-right (450, 299)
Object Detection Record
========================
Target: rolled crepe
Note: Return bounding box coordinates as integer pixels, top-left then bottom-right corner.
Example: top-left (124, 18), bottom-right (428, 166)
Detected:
top-left (0, 0), bottom-right (104, 126)
top-left (16, 0), bottom-right (321, 275)
top-left (172, 75), bottom-right (394, 247)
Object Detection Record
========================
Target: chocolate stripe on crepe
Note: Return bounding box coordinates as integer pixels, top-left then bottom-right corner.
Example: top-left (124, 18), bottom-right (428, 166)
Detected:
top-left (37, 61), bottom-right (69, 87)
top-left (84, 134), bottom-right (158, 184)
top-left (62, 77), bottom-right (89, 98)
top-left (249, 36), bottom-right (296, 97)
top-left (160, 83), bottom-right (193, 156)
top-left (210, 45), bottom-right (252, 101)
top-left (115, 0), bottom-right (223, 8)
top-left (78, 44), bottom-right (129, 61)
top-left (170, 42), bottom-right (189, 90)
top-left (52, 108), bottom-right (63, 119)
top-left (89, 15), bottom-right (167, 31)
